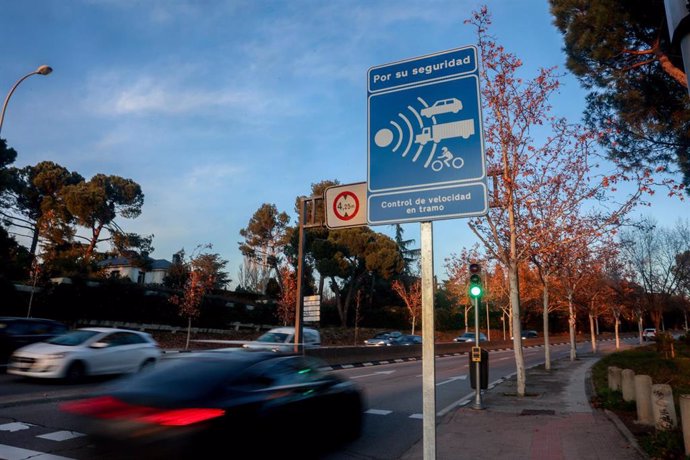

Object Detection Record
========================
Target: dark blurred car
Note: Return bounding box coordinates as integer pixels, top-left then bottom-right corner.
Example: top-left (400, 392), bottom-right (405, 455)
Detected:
top-left (364, 331), bottom-right (402, 346)
top-left (453, 332), bottom-right (488, 343)
top-left (522, 330), bottom-right (538, 339)
top-left (60, 350), bottom-right (364, 458)
top-left (387, 334), bottom-right (422, 346)
top-left (0, 317), bottom-right (68, 364)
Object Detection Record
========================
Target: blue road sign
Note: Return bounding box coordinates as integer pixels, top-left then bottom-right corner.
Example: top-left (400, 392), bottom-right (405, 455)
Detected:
top-left (367, 46), bottom-right (488, 225)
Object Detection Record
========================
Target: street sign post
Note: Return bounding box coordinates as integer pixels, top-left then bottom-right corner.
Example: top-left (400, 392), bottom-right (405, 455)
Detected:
top-left (367, 46), bottom-right (488, 225)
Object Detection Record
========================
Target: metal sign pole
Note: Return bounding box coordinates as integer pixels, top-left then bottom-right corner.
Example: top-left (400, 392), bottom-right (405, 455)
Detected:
top-left (421, 221), bottom-right (436, 460)
top-left (293, 198), bottom-right (306, 354)
top-left (473, 295), bottom-right (484, 410)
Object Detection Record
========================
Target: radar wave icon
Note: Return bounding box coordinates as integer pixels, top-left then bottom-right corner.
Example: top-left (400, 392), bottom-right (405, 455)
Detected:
top-left (373, 96), bottom-right (473, 170)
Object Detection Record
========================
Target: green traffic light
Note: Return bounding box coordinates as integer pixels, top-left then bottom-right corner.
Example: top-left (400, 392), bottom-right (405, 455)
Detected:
top-left (469, 285), bottom-right (482, 298)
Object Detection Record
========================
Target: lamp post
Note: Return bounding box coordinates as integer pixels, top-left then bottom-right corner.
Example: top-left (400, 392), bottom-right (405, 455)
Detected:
top-left (0, 65), bottom-right (53, 136)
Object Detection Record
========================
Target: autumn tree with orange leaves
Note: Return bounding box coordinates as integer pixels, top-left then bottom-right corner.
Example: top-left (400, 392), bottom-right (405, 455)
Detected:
top-left (276, 266), bottom-right (297, 326)
top-left (168, 245), bottom-right (217, 350)
top-left (464, 7), bottom-right (648, 396)
top-left (392, 278), bottom-right (422, 335)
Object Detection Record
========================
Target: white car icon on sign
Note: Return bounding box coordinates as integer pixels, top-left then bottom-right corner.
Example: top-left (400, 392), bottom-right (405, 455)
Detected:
top-left (421, 98), bottom-right (463, 118)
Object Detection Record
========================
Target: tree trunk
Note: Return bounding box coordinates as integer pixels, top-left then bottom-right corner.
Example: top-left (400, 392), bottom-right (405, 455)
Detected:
top-left (542, 281), bottom-right (551, 370)
top-left (614, 315), bottom-right (620, 350)
top-left (589, 313), bottom-right (597, 354)
top-left (509, 262), bottom-right (525, 396)
top-left (185, 317), bottom-right (191, 350)
top-left (568, 290), bottom-right (577, 361)
top-left (637, 314), bottom-right (644, 345)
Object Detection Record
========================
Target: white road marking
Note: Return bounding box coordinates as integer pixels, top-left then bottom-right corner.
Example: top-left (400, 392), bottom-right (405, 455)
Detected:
top-left (0, 443), bottom-right (74, 460)
top-left (436, 375), bottom-right (467, 386)
top-left (365, 409), bottom-right (393, 415)
top-left (350, 370), bottom-right (396, 379)
top-left (0, 423), bottom-right (34, 433)
top-left (409, 413), bottom-right (423, 419)
top-left (37, 431), bottom-right (85, 442)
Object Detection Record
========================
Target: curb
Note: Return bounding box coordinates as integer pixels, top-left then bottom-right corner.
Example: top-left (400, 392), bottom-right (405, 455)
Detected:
top-left (584, 358), bottom-right (649, 459)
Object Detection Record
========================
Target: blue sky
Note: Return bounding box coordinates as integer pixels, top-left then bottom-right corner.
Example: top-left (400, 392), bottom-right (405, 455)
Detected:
top-left (1, 0), bottom-right (685, 288)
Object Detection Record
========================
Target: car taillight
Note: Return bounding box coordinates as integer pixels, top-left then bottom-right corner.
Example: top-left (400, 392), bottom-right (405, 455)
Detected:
top-left (60, 396), bottom-right (224, 426)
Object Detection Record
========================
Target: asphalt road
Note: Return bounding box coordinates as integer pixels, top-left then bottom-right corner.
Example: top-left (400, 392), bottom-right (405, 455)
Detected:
top-left (0, 338), bottom-right (637, 460)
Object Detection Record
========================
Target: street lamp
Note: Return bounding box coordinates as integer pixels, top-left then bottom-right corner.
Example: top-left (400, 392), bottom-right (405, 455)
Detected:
top-left (0, 65), bottom-right (53, 136)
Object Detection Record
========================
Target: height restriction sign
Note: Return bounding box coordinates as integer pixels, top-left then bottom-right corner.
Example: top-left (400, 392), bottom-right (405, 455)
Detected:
top-left (325, 182), bottom-right (367, 229)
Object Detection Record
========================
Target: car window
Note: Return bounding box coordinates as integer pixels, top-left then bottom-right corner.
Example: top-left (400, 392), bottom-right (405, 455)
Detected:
top-left (47, 330), bottom-right (99, 346)
top-left (99, 332), bottom-right (134, 347)
top-left (256, 332), bottom-right (289, 343)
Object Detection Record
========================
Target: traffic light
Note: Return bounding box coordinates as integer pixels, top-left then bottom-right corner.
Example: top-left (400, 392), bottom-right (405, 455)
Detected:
top-left (468, 263), bottom-right (483, 298)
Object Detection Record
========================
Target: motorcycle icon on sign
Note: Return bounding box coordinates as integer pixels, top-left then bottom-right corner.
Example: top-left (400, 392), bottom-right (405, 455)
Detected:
top-left (431, 147), bottom-right (464, 172)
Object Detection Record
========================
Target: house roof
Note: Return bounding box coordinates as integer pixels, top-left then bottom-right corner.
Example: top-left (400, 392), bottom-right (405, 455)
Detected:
top-left (98, 256), bottom-right (172, 271)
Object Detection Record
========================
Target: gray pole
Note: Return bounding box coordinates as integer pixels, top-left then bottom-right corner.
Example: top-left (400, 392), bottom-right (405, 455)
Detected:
top-left (473, 295), bottom-right (484, 410)
top-left (293, 198), bottom-right (306, 354)
top-left (0, 65), bottom-right (52, 137)
top-left (420, 221), bottom-right (436, 460)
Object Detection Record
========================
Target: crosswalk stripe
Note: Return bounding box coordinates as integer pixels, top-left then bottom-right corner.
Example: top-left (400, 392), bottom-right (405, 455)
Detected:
top-left (37, 431), bottom-right (85, 442)
top-left (0, 443), bottom-right (75, 460)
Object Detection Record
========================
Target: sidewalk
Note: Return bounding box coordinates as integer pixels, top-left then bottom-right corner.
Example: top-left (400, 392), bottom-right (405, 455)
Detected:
top-left (400, 353), bottom-right (648, 460)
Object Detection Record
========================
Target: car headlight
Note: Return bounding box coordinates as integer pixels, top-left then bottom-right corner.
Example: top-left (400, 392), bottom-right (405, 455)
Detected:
top-left (44, 353), bottom-right (67, 360)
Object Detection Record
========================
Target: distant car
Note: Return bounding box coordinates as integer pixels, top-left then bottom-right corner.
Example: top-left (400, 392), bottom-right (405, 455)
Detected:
top-left (0, 317), bottom-right (68, 364)
top-left (453, 332), bottom-right (488, 343)
top-left (8, 327), bottom-right (161, 381)
top-left (642, 328), bottom-right (657, 341)
top-left (242, 326), bottom-right (321, 352)
top-left (60, 350), bottom-right (364, 457)
top-left (364, 331), bottom-right (402, 346)
top-left (420, 98), bottom-right (463, 118)
top-left (387, 334), bottom-right (422, 346)
top-left (522, 330), bottom-right (538, 339)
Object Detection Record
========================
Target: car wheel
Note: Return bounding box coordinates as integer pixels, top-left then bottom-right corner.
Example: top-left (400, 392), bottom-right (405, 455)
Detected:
top-left (65, 361), bottom-right (85, 384)
top-left (139, 359), bottom-right (155, 372)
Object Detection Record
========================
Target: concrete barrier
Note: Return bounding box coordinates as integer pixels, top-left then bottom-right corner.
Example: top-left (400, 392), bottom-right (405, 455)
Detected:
top-left (635, 374), bottom-right (654, 426)
top-left (621, 369), bottom-right (636, 401)
top-left (608, 366), bottom-right (622, 391)
top-left (651, 383), bottom-right (678, 430)
top-left (680, 394), bottom-right (690, 456)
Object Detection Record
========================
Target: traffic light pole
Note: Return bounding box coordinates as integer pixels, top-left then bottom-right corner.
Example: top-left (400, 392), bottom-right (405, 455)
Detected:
top-left (472, 295), bottom-right (484, 410)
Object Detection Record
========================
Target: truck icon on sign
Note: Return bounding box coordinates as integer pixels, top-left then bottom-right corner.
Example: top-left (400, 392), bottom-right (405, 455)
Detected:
top-left (414, 119), bottom-right (474, 145)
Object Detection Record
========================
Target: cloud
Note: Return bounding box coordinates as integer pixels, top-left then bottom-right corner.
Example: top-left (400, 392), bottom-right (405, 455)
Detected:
top-left (184, 162), bottom-right (245, 189)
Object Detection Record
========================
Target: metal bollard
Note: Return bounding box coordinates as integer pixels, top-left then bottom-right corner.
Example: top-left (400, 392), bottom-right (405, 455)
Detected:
top-left (634, 374), bottom-right (654, 426)
top-left (608, 366), bottom-right (622, 391)
top-left (621, 369), bottom-right (636, 402)
top-left (651, 384), bottom-right (678, 430)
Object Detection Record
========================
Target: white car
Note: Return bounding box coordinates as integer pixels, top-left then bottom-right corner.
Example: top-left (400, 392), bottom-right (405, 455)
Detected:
top-left (642, 328), bottom-right (657, 341)
top-left (420, 98), bottom-right (463, 118)
top-left (453, 332), bottom-right (488, 343)
top-left (8, 327), bottom-right (161, 381)
top-left (242, 327), bottom-right (321, 352)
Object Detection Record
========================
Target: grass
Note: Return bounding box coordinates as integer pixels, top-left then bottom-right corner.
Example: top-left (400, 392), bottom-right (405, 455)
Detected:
top-left (591, 339), bottom-right (690, 459)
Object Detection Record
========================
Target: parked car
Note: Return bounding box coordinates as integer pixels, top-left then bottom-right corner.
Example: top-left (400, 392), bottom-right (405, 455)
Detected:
top-left (453, 332), bottom-right (488, 343)
top-left (60, 350), bottom-right (364, 457)
top-left (0, 317), bottom-right (68, 364)
top-left (242, 326), bottom-right (321, 352)
top-left (387, 334), bottom-right (422, 346)
top-left (8, 327), bottom-right (161, 381)
top-left (364, 331), bottom-right (402, 346)
top-left (642, 328), bottom-right (657, 341)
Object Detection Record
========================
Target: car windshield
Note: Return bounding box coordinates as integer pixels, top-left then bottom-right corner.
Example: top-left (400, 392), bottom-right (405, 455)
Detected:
top-left (46, 330), bottom-right (99, 346)
top-left (256, 332), bottom-right (289, 343)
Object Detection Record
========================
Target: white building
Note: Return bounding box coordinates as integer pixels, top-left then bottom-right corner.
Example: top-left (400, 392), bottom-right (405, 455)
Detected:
top-left (98, 255), bottom-right (172, 285)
